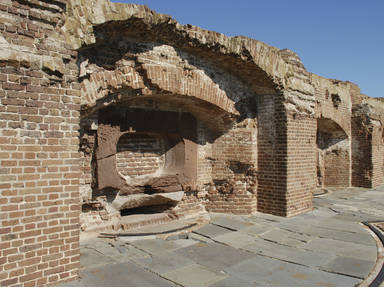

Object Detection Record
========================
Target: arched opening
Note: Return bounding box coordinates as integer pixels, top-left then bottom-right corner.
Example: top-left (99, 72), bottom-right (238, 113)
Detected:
top-left (317, 118), bottom-right (350, 188)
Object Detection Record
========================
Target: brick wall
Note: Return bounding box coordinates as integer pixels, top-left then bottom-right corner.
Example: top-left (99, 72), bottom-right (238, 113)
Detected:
top-left (372, 125), bottom-right (384, 187)
top-left (257, 95), bottom-right (315, 217)
top-left (116, 133), bottom-right (165, 178)
top-left (312, 74), bottom-right (353, 189)
top-left (351, 116), bottom-right (374, 187)
top-left (204, 123), bottom-right (258, 214)
top-left (322, 149), bottom-right (350, 187)
top-left (257, 94), bottom-right (288, 216)
top-left (317, 122), bottom-right (350, 188)
top-left (285, 114), bottom-right (316, 216)
top-left (0, 1), bottom-right (80, 286)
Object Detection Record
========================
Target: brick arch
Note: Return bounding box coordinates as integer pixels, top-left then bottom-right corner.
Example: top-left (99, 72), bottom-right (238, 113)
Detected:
top-left (316, 113), bottom-right (350, 138)
top-left (80, 64), bottom-right (238, 117)
top-left (316, 117), bottom-right (351, 188)
top-left (317, 116), bottom-right (349, 139)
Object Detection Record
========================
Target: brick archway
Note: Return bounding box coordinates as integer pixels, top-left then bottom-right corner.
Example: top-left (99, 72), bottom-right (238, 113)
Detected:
top-left (80, 64), bottom-right (237, 117)
top-left (316, 117), bottom-right (351, 187)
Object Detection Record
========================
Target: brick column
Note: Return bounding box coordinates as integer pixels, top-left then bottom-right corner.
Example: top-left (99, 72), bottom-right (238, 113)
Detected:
top-left (352, 116), bottom-right (384, 188)
top-left (351, 117), bottom-right (374, 187)
top-left (285, 113), bottom-right (316, 216)
top-left (257, 94), bottom-right (288, 216)
top-left (257, 94), bottom-right (315, 216)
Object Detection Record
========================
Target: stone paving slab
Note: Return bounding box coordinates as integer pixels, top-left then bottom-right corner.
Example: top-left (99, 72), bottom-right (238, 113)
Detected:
top-left (281, 223), bottom-right (376, 246)
top-left (212, 231), bottom-right (257, 248)
top-left (188, 232), bottom-right (215, 244)
top-left (242, 238), bottom-right (337, 268)
top-left (193, 223), bottom-right (232, 238)
top-left (210, 215), bottom-right (253, 230)
top-left (163, 264), bottom-right (227, 287)
top-left (239, 223), bottom-right (270, 236)
top-left (322, 256), bottom-right (376, 279)
top-left (133, 251), bottom-right (195, 274)
top-left (312, 217), bottom-right (371, 234)
top-left (333, 212), bottom-right (384, 222)
top-left (207, 275), bottom-right (255, 287)
top-left (223, 256), bottom-right (282, 281)
top-left (168, 238), bottom-right (199, 249)
top-left (81, 262), bottom-right (175, 287)
top-left (129, 238), bottom-right (181, 254)
top-left (80, 247), bottom-right (117, 269)
top-left (81, 241), bottom-right (149, 266)
top-left (259, 228), bottom-right (311, 247)
top-left (174, 242), bottom-right (256, 272)
top-left (255, 261), bottom-right (361, 287)
top-left (303, 237), bottom-right (377, 262)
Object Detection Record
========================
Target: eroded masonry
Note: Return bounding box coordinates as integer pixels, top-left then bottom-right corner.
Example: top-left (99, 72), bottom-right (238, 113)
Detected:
top-left (1, 0), bottom-right (384, 286)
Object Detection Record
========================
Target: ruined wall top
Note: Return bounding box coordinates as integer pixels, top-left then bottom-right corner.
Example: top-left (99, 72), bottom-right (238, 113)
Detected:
top-left (62, 0), bottom-right (380, 119)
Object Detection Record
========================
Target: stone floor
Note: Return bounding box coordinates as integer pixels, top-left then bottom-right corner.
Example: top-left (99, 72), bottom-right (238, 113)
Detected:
top-left (59, 186), bottom-right (384, 287)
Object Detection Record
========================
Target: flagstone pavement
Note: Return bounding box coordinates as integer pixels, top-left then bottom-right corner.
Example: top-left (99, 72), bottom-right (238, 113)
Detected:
top-left (59, 186), bottom-right (384, 287)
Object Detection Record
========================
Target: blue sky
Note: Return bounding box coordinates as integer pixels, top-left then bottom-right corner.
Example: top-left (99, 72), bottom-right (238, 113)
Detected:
top-left (112, 0), bottom-right (383, 98)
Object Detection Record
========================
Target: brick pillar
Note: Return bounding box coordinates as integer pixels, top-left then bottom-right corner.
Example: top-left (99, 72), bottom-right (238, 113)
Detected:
top-left (372, 125), bottom-right (384, 187)
top-left (257, 94), bottom-right (288, 216)
top-left (351, 117), bottom-right (373, 187)
top-left (285, 113), bottom-right (316, 216)
top-left (257, 94), bottom-right (315, 216)
top-left (352, 116), bottom-right (384, 188)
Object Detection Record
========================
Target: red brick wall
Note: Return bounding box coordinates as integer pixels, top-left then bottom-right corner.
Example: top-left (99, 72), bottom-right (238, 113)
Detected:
top-left (286, 114), bottom-right (316, 217)
top-left (322, 149), bottom-right (350, 187)
top-left (257, 94), bottom-right (315, 217)
top-left (0, 1), bottom-right (81, 286)
top-left (351, 117), bottom-right (373, 187)
top-left (372, 126), bottom-right (384, 187)
top-left (116, 133), bottom-right (165, 178)
top-left (257, 94), bottom-right (288, 216)
top-left (316, 124), bottom-right (351, 188)
top-left (202, 122), bottom-right (258, 215)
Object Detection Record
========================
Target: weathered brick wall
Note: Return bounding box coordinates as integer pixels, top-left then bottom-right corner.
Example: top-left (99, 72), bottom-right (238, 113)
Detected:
top-left (79, 121), bottom-right (96, 202)
top-left (257, 97), bottom-right (314, 217)
top-left (351, 116), bottom-right (373, 187)
top-left (351, 96), bottom-right (384, 188)
top-left (372, 125), bottom-right (384, 187)
top-left (0, 1), bottom-right (81, 286)
top-left (76, 35), bottom-right (264, 217)
top-left (204, 122), bottom-right (258, 214)
top-left (323, 149), bottom-right (350, 187)
top-left (312, 74), bottom-right (353, 188)
top-left (116, 133), bottom-right (165, 178)
top-left (196, 122), bottom-right (213, 186)
top-left (285, 114), bottom-right (316, 216)
top-left (317, 122), bottom-right (350, 188)
top-left (257, 94), bottom-right (288, 216)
